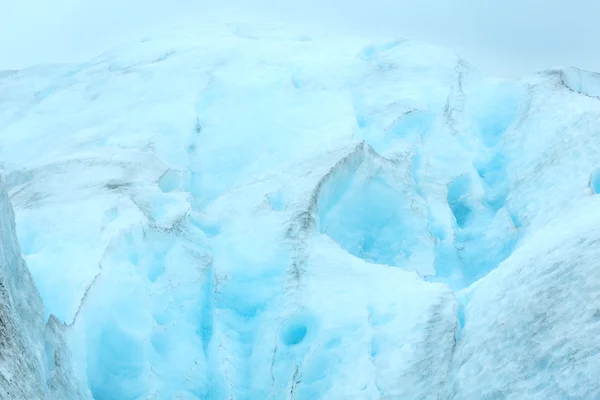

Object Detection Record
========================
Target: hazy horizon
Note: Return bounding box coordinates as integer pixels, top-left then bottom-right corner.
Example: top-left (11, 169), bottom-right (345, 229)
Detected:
top-left (1, 0), bottom-right (599, 78)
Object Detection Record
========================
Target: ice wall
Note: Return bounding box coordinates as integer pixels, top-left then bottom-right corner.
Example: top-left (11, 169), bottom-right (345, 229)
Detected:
top-left (0, 180), bottom-right (91, 399)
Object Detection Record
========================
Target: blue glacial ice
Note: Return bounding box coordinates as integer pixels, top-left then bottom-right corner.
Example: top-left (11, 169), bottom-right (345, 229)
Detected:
top-left (0, 180), bottom-right (91, 399)
top-left (1, 25), bottom-right (600, 399)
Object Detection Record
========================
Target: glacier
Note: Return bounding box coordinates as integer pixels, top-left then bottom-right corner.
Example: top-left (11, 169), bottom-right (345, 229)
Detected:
top-left (1, 25), bottom-right (600, 399)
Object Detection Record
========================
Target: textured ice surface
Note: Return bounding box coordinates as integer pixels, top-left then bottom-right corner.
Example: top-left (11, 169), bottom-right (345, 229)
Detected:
top-left (1, 25), bottom-right (600, 399)
top-left (0, 180), bottom-right (91, 399)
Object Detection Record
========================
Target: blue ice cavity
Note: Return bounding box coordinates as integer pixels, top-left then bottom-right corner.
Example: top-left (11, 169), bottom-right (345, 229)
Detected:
top-left (268, 316), bottom-right (336, 399)
top-left (591, 169), bottom-right (600, 194)
top-left (279, 312), bottom-right (317, 347)
top-left (438, 167), bottom-right (520, 288)
top-left (508, 209), bottom-right (524, 228)
top-left (454, 291), bottom-right (471, 341)
top-left (449, 194), bottom-right (519, 285)
top-left (319, 169), bottom-right (421, 268)
top-left (474, 153), bottom-right (509, 211)
top-left (449, 198), bottom-right (520, 286)
top-left (356, 113), bottom-right (370, 129)
top-left (456, 303), bottom-right (465, 330)
top-left (282, 323), bottom-right (307, 346)
top-left (447, 175), bottom-right (474, 228)
top-left (370, 333), bottom-right (384, 358)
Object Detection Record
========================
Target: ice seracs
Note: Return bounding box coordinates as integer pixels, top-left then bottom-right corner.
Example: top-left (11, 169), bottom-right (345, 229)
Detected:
top-left (1, 25), bottom-right (600, 399)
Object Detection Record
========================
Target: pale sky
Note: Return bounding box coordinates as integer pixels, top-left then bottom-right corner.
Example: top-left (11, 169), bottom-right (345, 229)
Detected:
top-left (1, 0), bottom-right (599, 77)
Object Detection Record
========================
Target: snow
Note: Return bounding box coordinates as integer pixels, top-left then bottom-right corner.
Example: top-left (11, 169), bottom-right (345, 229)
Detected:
top-left (1, 25), bottom-right (600, 399)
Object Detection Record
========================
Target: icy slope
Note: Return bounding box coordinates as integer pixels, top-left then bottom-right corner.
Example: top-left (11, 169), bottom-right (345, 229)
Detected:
top-left (1, 26), bottom-right (600, 399)
top-left (0, 180), bottom-right (91, 399)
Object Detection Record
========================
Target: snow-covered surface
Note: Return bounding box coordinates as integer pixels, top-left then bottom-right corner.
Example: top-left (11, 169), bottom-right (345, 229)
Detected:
top-left (1, 25), bottom-right (600, 399)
